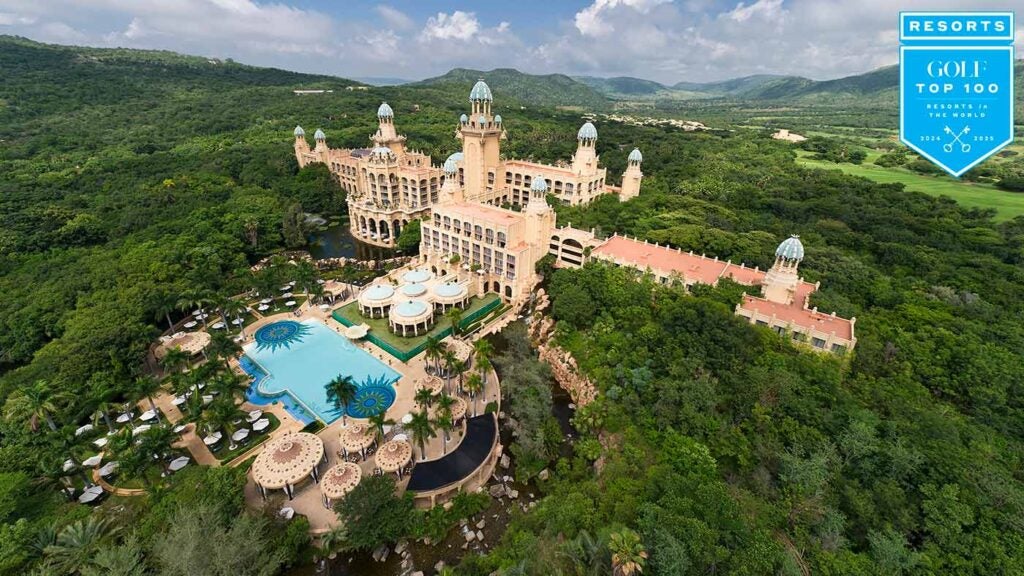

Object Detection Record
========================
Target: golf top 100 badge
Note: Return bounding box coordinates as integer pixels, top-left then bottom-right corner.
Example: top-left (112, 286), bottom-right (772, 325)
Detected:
top-left (900, 12), bottom-right (1015, 177)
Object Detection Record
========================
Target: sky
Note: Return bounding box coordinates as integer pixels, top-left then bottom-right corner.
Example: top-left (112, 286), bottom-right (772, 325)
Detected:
top-left (2, 0), bottom-right (1024, 84)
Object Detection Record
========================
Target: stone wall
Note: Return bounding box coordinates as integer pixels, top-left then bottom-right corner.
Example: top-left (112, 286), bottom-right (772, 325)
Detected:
top-left (530, 313), bottom-right (598, 408)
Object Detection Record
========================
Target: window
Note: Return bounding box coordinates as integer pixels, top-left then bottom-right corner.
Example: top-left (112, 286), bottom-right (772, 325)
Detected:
top-left (811, 337), bottom-right (826, 349)
top-left (831, 344), bottom-right (847, 354)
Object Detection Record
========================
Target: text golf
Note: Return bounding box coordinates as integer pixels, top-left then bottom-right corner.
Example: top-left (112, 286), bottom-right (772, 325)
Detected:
top-left (914, 59), bottom-right (999, 94)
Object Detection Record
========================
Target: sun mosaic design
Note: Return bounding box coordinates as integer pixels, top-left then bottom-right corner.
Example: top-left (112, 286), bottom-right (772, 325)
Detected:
top-left (347, 385), bottom-right (397, 418)
top-left (254, 321), bottom-right (312, 352)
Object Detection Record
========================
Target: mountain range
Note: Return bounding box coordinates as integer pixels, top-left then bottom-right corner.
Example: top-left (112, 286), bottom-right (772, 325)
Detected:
top-left (416, 65), bottom-right (905, 108)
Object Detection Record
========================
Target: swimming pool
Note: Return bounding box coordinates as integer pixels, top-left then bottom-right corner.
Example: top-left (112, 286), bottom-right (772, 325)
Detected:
top-left (241, 319), bottom-right (401, 424)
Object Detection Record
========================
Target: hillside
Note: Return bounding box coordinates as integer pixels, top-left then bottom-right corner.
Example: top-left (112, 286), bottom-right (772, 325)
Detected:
top-left (413, 67), bottom-right (610, 109)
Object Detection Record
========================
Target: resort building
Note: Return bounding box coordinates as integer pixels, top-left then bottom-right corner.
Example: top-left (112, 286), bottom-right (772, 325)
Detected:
top-left (297, 81), bottom-right (853, 353)
top-left (587, 234), bottom-right (856, 353)
top-left (292, 81), bottom-right (641, 248)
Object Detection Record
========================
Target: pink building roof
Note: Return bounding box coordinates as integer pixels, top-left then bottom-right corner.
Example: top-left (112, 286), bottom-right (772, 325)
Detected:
top-left (740, 293), bottom-right (854, 340)
top-left (505, 160), bottom-right (575, 176)
top-left (591, 235), bottom-right (731, 286)
top-left (442, 202), bottom-right (522, 226)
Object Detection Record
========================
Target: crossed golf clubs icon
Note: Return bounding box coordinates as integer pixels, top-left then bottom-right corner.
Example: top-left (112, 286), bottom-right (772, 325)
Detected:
top-left (943, 125), bottom-right (971, 153)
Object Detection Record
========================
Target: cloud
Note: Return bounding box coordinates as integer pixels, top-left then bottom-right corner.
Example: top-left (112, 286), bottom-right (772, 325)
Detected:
top-left (574, 0), bottom-right (672, 37)
top-left (727, 0), bottom-right (784, 23)
top-left (420, 10), bottom-right (480, 42)
top-left (375, 5), bottom-right (414, 31)
top-left (0, 12), bottom-right (35, 25)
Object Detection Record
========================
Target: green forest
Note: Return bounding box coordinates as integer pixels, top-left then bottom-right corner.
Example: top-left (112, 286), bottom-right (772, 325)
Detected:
top-left (2, 35), bottom-right (1024, 575)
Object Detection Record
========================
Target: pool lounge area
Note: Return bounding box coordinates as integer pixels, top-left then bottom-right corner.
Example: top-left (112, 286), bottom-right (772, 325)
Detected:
top-left (240, 319), bottom-right (401, 424)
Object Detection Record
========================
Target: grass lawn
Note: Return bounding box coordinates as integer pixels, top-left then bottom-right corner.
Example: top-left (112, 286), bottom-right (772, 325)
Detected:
top-left (212, 412), bottom-right (281, 463)
top-left (795, 151), bottom-right (1024, 222)
top-left (333, 293), bottom-right (502, 358)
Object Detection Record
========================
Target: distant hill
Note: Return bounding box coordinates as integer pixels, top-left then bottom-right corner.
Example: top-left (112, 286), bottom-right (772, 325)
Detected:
top-left (413, 68), bottom-right (610, 109)
top-left (352, 77), bottom-right (411, 86)
top-left (674, 74), bottom-right (795, 97)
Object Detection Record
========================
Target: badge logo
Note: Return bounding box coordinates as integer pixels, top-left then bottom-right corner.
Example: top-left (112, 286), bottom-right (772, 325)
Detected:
top-left (899, 12), bottom-right (1015, 177)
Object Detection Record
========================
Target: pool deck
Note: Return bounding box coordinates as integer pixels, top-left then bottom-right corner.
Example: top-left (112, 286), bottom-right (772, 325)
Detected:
top-left (149, 266), bottom-right (512, 533)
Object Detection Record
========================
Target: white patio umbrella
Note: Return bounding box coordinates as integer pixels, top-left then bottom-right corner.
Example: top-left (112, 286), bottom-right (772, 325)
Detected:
top-left (78, 485), bottom-right (104, 504)
top-left (231, 318), bottom-right (244, 326)
top-left (173, 424), bottom-right (189, 434)
top-left (401, 413), bottom-right (413, 425)
top-left (252, 418), bottom-right (270, 432)
top-left (247, 409), bottom-right (263, 422)
top-left (171, 396), bottom-right (187, 406)
top-left (98, 461), bottom-right (119, 477)
top-left (203, 432), bottom-right (222, 446)
top-left (168, 456), bottom-right (191, 472)
top-left (260, 298), bottom-right (273, 304)
top-left (132, 424), bottom-right (151, 436)
top-left (138, 410), bottom-right (157, 421)
top-left (231, 429), bottom-right (250, 443)
top-left (184, 321), bottom-right (198, 329)
top-left (115, 413), bottom-right (132, 424)
top-left (62, 459), bottom-right (75, 472)
top-left (74, 423), bottom-right (94, 436)
top-left (93, 437), bottom-right (109, 448)
top-left (211, 321), bottom-right (225, 329)
top-left (82, 454), bottom-right (103, 467)
top-left (285, 300), bottom-right (296, 307)
top-left (257, 304), bottom-right (270, 311)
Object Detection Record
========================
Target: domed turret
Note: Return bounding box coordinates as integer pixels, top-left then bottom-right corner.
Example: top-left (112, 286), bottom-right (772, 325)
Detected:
top-left (294, 125), bottom-right (305, 137)
top-left (530, 176), bottom-right (548, 193)
top-left (577, 121), bottom-right (598, 141)
top-left (775, 235), bottom-right (804, 262)
top-left (459, 113), bottom-right (468, 124)
top-left (628, 147), bottom-right (643, 163)
top-left (314, 128), bottom-right (325, 141)
top-left (469, 80), bottom-right (493, 102)
top-left (371, 146), bottom-right (395, 162)
top-left (477, 114), bottom-right (486, 125)
top-left (443, 152), bottom-right (463, 174)
top-left (494, 114), bottom-right (502, 124)
top-left (377, 102), bottom-right (394, 118)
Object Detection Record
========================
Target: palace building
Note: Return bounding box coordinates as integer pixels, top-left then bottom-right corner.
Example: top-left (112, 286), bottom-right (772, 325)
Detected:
top-left (294, 81), bottom-right (855, 354)
top-left (293, 81), bottom-right (637, 249)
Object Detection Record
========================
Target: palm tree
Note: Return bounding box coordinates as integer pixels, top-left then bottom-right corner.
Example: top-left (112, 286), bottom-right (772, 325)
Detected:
top-left (473, 338), bottom-right (494, 386)
top-left (441, 350), bottom-right (457, 392)
top-left (138, 425), bottom-right (176, 475)
top-left (560, 530), bottom-right (607, 576)
top-left (177, 290), bottom-right (210, 327)
top-left (325, 375), bottom-right (358, 427)
top-left (451, 358), bottom-right (467, 394)
top-left (294, 259), bottom-right (319, 299)
top-left (210, 370), bottom-right (246, 403)
top-left (4, 380), bottom-right (66, 432)
top-left (464, 372), bottom-right (483, 417)
top-left (414, 387), bottom-right (435, 411)
top-left (154, 291), bottom-right (179, 332)
top-left (206, 330), bottom-right (242, 366)
top-left (424, 336), bottom-right (444, 377)
top-left (407, 409), bottom-right (436, 461)
top-left (91, 400), bottom-right (117, 435)
top-left (44, 517), bottom-right (117, 574)
top-left (202, 398), bottom-right (246, 449)
top-left (132, 376), bottom-right (163, 422)
top-left (367, 409), bottom-right (395, 445)
top-left (445, 306), bottom-right (463, 336)
top-left (609, 529), bottom-right (647, 576)
top-left (160, 346), bottom-right (190, 375)
top-left (224, 298), bottom-right (248, 335)
top-left (434, 412), bottom-right (454, 455)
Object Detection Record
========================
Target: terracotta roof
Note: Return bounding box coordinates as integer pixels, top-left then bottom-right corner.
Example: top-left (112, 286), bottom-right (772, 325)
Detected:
top-left (591, 235), bottom-right (729, 285)
top-left (441, 202), bottom-right (522, 226)
top-left (740, 294), bottom-right (854, 340)
top-left (720, 262), bottom-right (766, 286)
top-left (505, 160), bottom-right (574, 176)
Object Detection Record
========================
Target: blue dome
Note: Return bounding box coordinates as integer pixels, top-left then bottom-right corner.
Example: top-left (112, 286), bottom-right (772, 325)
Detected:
top-left (531, 176), bottom-right (548, 193)
top-left (494, 114), bottom-right (502, 124)
top-left (460, 113), bottom-right (468, 123)
top-left (372, 146), bottom-right (394, 160)
top-left (577, 122), bottom-right (598, 140)
top-left (628, 147), bottom-right (643, 162)
top-left (443, 152), bottom-right (463, 174)
top-left (776, 235), bottom-right (804, 261)
top-left (314, 128), bottom-right (325, 140)
top-left (469, 80), bottom-right (493, 102)
top-left (294, 125), bottom-right (305, 137)
top-left (477, 115), bottom-right (486, 125)
top-left (377, 102), bottom-right (394, 118)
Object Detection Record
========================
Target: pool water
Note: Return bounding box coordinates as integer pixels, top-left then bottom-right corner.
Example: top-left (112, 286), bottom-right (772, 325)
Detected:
top-left (241, 319), bottom-right (400, 424)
